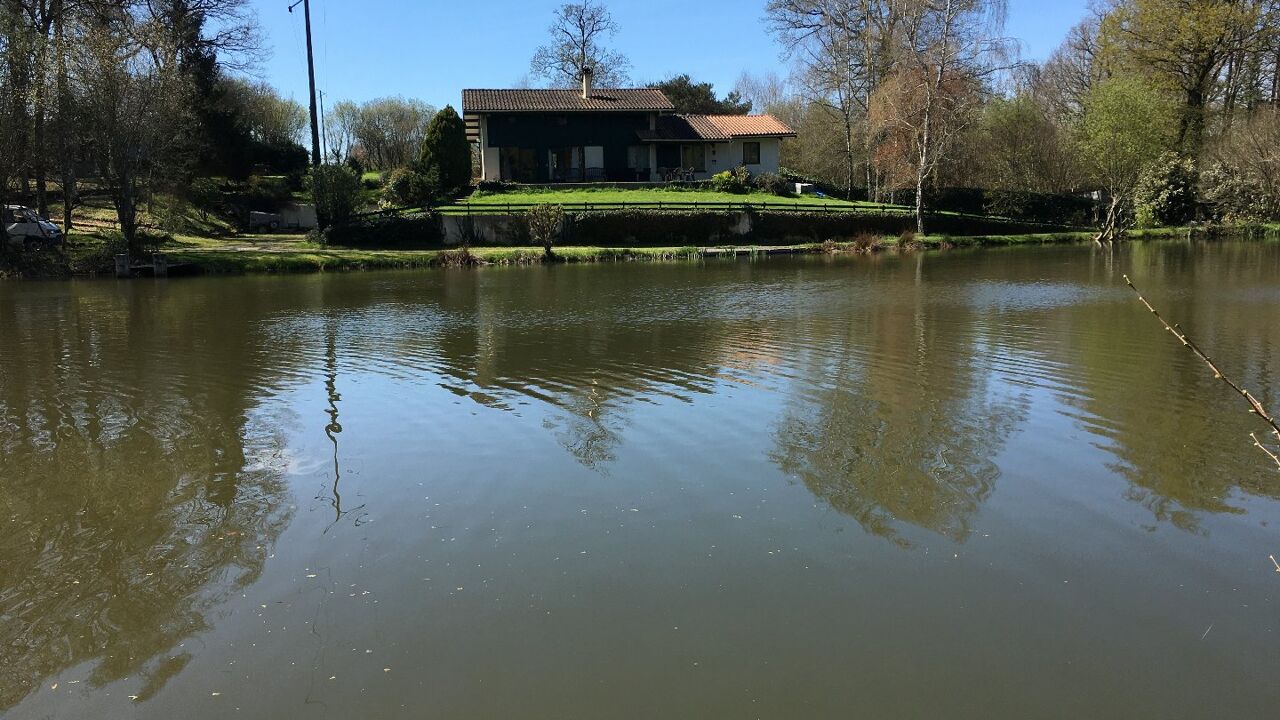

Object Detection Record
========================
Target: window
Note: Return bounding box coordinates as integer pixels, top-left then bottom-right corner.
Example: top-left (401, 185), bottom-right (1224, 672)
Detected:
top-left (742, 141), bottom-right (761, 165)
top-left (500, 147), bottom-right (537, 182)
top-left (627, 146), bottom-right (650, 170)
top-left (680, 144), bottom-right (706, 172)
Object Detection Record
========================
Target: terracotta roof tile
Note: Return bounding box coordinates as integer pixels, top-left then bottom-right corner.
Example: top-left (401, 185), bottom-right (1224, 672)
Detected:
top-left (463, 88), bottom-right (675, 113)
top-left (705, 115), bottom-right (796, 137)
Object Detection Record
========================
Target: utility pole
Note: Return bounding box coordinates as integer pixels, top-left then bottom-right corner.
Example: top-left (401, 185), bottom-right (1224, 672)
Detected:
top-left (289, 0), bottom-right (322, 166)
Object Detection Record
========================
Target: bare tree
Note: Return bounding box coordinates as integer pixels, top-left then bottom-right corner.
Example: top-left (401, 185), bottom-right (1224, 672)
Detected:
top-left (76, 10), bottom-right (190, 254)
top-left (1034, 15), bottom-right (1105, 121)
top-left (766, 0), bottom-right (905, 200)
top-left (880, 0), bottom-right (1013, 233)
top-left (733, 70), bottom-right (791, 113)
top-left (324, 99), bottom-right (360, 165)
top-left (530, 1), bottom-right (630, 88)
top-left (350, 97), bottom-right (435, 171)
top-left (223, 78), bottom-right (307, 146)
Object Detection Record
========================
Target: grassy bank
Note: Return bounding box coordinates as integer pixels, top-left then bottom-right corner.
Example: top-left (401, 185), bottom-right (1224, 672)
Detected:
top-left (460, 186), bottom-right (879, 209)
top-left (5, 225), bottom-right (1270, 279)
top-left (148, 227), bottom-right (1222, 275)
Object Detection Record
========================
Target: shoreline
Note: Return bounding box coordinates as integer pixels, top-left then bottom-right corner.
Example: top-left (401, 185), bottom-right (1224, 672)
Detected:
top-left (3, 226), bottom-right (1273, 279)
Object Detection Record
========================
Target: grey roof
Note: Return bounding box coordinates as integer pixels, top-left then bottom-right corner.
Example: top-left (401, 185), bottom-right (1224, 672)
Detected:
top-left (462, 88), bottom-right (676, 113)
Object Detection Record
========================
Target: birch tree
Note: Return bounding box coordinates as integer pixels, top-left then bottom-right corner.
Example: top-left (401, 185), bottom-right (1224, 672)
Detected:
top-left (767, 0), bottom-right (903, 199)
top-left (877, 0), bottom-right (1012, 233)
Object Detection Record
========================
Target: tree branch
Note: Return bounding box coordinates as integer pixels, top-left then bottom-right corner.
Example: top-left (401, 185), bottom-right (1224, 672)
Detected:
top-left (1124, 274), bottom-right (1280, 470)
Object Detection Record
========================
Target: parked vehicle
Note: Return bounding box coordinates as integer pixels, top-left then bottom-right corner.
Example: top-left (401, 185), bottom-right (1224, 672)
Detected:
top-left (4, 205), bottom-right (63, 249)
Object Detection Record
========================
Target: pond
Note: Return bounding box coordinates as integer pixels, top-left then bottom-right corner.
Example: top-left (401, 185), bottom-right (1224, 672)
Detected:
top-left (2, 241), bottom-right (1278, 718)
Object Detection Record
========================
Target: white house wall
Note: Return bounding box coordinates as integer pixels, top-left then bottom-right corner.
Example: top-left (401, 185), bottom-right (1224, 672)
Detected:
top-left (702, 138), bottom-right (783, 179)
top-left (479, 116), bottom-right (500, 181)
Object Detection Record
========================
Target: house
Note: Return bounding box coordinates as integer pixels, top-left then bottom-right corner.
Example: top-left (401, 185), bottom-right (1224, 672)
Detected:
top-left (463, 69), bottom-right (796, 184)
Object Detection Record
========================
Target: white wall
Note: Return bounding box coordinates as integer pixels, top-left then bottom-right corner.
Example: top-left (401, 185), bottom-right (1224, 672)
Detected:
top-left (700, 138), bottom-right (783, 179)
top-left (479, 116), bottom-right (500, 181)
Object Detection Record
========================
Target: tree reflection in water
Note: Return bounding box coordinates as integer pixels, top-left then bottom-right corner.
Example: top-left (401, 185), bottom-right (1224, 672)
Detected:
top-left (771, 257), bottom-right (1029, 547)
top-left (0, 283), bottom-right (293, 710)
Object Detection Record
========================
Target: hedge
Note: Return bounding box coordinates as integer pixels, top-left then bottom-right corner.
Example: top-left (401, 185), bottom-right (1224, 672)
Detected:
top-left (321, 212), bottom-right (443, 247)
top-left (564, 210), bottom-right (741, 246)
top-left (748, 210), bottom-right (1069, 241)
top-left (878, 187), bottom-right (1094, 227)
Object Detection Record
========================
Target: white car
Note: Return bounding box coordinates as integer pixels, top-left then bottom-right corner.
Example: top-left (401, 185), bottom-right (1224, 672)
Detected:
top-left (4, 205), bottom-right (63, 249)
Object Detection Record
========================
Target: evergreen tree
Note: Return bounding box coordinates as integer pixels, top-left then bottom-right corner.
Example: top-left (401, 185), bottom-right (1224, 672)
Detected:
top-left (651, 75), bottom-right (752, 115)
top-left (418, 106), bottom-right (471, 196)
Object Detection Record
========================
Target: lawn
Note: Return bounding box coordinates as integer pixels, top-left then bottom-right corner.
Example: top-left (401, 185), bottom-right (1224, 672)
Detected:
top-left (455, 187), bottom-right (901, 210)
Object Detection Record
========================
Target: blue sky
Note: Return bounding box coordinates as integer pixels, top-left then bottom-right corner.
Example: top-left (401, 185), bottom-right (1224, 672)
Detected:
top-left (248, 0), bottom-right (1090, 110)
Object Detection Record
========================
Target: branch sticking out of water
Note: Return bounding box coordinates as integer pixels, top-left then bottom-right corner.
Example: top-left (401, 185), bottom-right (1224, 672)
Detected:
top-left (1123, 274), bottom-right (1280, 471)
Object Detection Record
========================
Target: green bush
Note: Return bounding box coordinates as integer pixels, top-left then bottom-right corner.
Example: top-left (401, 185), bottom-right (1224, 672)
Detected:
top-left (1134, 152), bottom-right (1199, 227)
top-left (1200, 162), bottom-right (1277, 223)
top-left (190, 177), bottom-right (223, 220)
top-left (753, 172), bottom-right (792, 197)
top-left (476, 179), bottom-right (518, 193)
top-left (309, 165), bottom-right (363, 228)
top-left (526, 204), bottom-right (565, 258)
top-left (710, 166), bottom-right (752, 194)
top-left (383, 168), bottom-right (435, 207)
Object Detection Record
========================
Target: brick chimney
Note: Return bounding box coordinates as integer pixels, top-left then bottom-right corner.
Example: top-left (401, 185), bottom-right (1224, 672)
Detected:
top-left (581, 66), bottom-right (594, 99)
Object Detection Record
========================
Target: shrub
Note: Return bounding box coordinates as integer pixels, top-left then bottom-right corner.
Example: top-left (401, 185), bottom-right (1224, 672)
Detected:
top-left (850, 232), bottom-right (882, 253)
top-left (1200, 161), bottom-right (1277, 223)
top-left (309, 165), bottom-right (363, 228)
top-left (190, 177), bottom-right (222, 220)
top-left (1134, 152), bottom-right (1199, 227)
top-left (476, 179), bottom-right (516, 193)
top-left (710, 166), bottom-right (751, 194)
top-left (437, 247), bottom-right (480, 267)
top-left (898, 230), bottom-right (919, 249)
top-left (753, 171), bottom-right (792, 197)
top-left (526, 204), bottom-right (565, 258)
top-left (383, 168), bottom-right (435, 207)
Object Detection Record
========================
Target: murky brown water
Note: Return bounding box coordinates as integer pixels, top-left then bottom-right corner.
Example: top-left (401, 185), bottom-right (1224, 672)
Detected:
top-left (2, 241), bottom-right (1278, 719)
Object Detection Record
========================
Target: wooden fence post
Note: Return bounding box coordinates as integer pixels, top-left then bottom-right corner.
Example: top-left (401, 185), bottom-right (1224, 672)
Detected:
top-left (114, 254), bottom-right (130, 279)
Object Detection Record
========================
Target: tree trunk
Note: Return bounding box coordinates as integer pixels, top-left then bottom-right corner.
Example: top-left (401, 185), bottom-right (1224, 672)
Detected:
top-left (1180, 84), bottom-right (1207, 157)
top-left (844, 118), bottom-right (855, 201)
top-left (1272, 47), bottom-right (1279, 104)
top-left (32, 14), bottom-right (52, 219)
top-left (916, 104), bottom-right (931, 236)
top-left (55, 8), bottom-right (73, 236)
